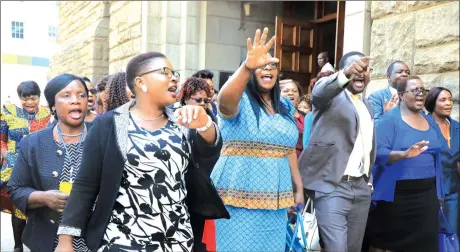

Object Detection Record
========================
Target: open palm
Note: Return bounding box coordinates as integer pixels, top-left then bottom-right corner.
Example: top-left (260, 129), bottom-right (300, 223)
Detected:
top-left (405, 140), bottom-right (429, 158)
top-left (245, 27), bottom-right (279, 70)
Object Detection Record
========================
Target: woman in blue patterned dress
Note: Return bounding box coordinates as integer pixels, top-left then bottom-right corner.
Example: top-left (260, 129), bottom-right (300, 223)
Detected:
top-left (212, 27), bottom-right (304, 251)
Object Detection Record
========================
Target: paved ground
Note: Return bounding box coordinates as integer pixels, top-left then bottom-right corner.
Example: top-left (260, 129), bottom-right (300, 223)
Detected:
top-left (1, 212), bottom-right (30, 252)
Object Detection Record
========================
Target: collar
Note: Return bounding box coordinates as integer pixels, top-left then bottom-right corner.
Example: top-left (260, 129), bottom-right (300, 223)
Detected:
top-left (345, 89), bottom-right (363, 101)
top-left (389, 85), bottom-right (398, 95)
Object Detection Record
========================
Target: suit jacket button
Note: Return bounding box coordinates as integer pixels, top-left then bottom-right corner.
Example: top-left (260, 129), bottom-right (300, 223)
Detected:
top-left (50, 219), bottom-right (55, 224)
top-left (52, 171), bottom-right (59, 178)
top-left (57, 150), bottom-right (63, 156)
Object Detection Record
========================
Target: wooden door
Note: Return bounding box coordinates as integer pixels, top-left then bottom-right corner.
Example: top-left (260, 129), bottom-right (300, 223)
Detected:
top-left (275, 16), bottom-right (317, 95)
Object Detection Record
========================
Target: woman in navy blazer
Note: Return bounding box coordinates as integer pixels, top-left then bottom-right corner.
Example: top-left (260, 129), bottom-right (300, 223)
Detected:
top-left (369, 76), bottom-right (444, 252)
top-left (425, 87), bottom-right (460, 239)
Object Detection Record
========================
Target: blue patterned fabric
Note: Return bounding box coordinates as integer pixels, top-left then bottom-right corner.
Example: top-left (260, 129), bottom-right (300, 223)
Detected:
top-left (215, 206), bottom-right (288, 252)
top-left (211, 92), bottom-right (298, 250)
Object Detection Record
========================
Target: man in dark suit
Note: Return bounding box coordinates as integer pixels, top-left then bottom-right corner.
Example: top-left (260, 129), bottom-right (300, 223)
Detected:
top-left (299, 51), bottom-right (377, 252)
top-left (368, 61), bottom-right (411, 124)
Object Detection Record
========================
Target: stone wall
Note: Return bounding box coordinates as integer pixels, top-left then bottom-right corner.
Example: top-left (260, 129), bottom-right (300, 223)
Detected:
top-left (49, 1), bottom-right (110, 83)
top-left (368, 1), bottom-right (459, 119)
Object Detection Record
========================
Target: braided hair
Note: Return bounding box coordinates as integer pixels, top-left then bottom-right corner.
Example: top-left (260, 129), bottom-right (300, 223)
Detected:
top-left (105, 72), bottom-right (130, 112)
top-left (177, 77), bottom-right (212, 105)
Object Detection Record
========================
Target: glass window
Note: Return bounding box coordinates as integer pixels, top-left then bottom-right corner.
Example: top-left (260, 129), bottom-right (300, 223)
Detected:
top-left (48, 26), bottom-right (58, 42)
top-left (11, 21), bottom-right (24, 39)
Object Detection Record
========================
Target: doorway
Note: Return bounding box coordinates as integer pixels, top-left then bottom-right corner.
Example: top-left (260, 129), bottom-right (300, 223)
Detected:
top-left (275, 1), bottom-right (345, 94)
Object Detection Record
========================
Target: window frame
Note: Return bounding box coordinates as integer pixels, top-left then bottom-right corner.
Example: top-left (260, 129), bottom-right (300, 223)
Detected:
top-left (11, 21), bottom-right (24, 39)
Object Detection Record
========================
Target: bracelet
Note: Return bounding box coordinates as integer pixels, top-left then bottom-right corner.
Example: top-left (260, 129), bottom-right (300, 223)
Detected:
top-left (196, 115), bottom-right (213, 132)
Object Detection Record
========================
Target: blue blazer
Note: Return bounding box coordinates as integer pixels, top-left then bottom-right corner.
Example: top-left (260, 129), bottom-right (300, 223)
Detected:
top-left (372, 106), bottom-right (445, 202)
top-left (7, 123), bottom-right (92, 252)
top-left (368, 87), bottom-right (392, 125)
top-left (426, 114), bottom-right (460, 194)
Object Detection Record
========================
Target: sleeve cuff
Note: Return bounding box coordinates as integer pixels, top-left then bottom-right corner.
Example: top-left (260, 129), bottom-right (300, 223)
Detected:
top-left (57, 226), bottom-right (82, 237)
top-left (337, 71), bottom-right (350, 88)
top-left (210, 122), bottom-right (220, 147)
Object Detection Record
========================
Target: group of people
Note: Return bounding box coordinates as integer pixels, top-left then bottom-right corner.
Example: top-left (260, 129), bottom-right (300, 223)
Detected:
top-left (0, 27), bottom-right (458, 252)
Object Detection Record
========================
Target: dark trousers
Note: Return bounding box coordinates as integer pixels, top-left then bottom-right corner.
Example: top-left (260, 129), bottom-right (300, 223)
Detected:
top-left (190, 213), bottom-right (206, 252)
top-left (12, 215), bottom-right (26, 250)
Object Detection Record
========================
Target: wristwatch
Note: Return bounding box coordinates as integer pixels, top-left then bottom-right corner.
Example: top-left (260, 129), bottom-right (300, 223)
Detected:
top-left (196, 115), bottom-right (213, 132)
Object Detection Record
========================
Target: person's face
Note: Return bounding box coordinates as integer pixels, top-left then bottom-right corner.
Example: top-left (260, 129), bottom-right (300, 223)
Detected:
top-left (135, 58), bottom-right (179, 107)
top-left (281, 82), bottom-right (300, 105)
top-left (254, 53), bottom-right (279, 93)
top-left (317, 53), bottom-right (327, 68)
top-left (126, 86), bottom-right (134, 101)
top-left (434, 90), bottom-right (454, 118)
top-left (297, 101), bottom-right (310, 114)
top-left (20, 95), bottom-right (40, 113)
top-left (53, 80), bottom-right (88, 127)
top-left (185, 90), bottom-right (210, 110)
top-left (85, 81), bottom-right (96, 111)
top-left (388, 62), bottom-right (410, 88)
top-left (345, 55), bottom-right (371, 94)
top-left (401, 79), bottom-right (427, 112)
top-left (205, 79), bottom-right (214, 97)
top-left (97, 90), bottom-right (106, 106)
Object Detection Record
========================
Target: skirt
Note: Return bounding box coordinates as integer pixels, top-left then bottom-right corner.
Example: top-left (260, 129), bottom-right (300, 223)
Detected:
top-left (215, 206), bottom-right (288, 252)
top-left (0, 184), bottom-right (26, 219)
top-left (369, 177), bottom-right (438, 251)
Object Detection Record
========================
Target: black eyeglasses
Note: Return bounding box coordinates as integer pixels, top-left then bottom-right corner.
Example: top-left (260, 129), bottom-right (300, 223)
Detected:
top-left (258, 63), bottom-right (279, 69)
top-left (190, 97), bottom-right (211, 104)
top-left (88, 88), bottom-right (97, 94)
top-left (138, 67), bottom-right (180, 80)
top-left (403, 89), bottom-right (429, 96)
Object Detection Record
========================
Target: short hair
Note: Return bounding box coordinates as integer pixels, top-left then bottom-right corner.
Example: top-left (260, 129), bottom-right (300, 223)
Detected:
top-left (339, 51), bottom-right (365, 70)
top-left (424, 87), bottom-right (453, 113)
top-left (396, 76), bottom-right (422, 94)
top-left (96, 74), bottom-right (111, 92)
top-left (192, 69), bottom-right (214, 80)
top-left (105, 72), bottom-right (129, 112)
top-left (177, 77), bottom-right (212, 105)
top-left (386, 60), bottom-right (406, 76)
top-left (126, 52), bottom-right (166, 93)
top-left (82, 77), bottom-right (91, 83)
top-left (319, 51), bottom-right (329, 58)
top-left (17, 81), bottom-right (41, 98)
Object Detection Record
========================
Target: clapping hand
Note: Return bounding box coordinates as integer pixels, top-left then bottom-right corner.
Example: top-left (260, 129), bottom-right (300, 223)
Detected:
top-left (405, 140), bottom-right (429, 158)
top-left (175, 105), bottom-right (209, 129)
top-left (244, 27), bottom-right (279, 70)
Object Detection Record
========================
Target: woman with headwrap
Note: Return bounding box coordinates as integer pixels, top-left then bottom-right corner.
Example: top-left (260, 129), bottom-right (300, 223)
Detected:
top-left (1, 81), bottom-right (51, 252)
top-left (7, 74), bottom-right (92, 252)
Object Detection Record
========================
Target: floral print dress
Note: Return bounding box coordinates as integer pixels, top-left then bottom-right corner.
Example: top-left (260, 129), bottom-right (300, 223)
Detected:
top-left (100, 115), bottom-right (193, 252)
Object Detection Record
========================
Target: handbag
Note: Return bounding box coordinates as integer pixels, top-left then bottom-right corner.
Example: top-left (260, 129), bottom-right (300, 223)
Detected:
top-left (286, 206), bottom-right (308, 252)
top-left (439, 208), bottom-right (459, 252)
top-left (297, 198), bottom-right (321, 251)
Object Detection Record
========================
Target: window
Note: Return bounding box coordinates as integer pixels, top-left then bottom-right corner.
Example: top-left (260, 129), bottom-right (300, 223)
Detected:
top-left (48, 26), bottom-right (58, 42)
top-left (11, 21), bottom-right (24, 39)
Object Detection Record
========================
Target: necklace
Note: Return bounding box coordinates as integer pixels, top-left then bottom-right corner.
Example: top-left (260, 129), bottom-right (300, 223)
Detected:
top-left (56, 123), bottom-right (85, 183)
top-left (58, 123), bottom-right (86, 137)
top-left (132, 107), bottom-right (164, 121)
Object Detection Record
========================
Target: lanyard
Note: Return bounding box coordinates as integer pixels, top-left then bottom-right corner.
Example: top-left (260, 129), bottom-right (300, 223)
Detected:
top-left (56, 123), bottom-right (85, 182)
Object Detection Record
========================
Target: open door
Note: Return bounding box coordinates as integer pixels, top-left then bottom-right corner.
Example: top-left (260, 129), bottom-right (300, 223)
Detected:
top-left (275, 16), bottom-right (317, 95)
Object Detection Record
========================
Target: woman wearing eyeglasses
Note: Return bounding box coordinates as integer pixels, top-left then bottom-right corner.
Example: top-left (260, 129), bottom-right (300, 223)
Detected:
top-left (369, 76), bottom-right (444, 252)
top-left (211, 28), bottom-right (303, 251)
top-left (1, 80), bottom-right (51, 252)
top-left (82, 78), bottom-right (98, 123)
top-left (55, 52), bottom-right (226, 252)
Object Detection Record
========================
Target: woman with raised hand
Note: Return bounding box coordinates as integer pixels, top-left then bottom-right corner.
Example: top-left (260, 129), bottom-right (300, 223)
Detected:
top-left (55, 52), bottom-right (225, 252)
top-left (7, 74), bottom-right (91, 252)
top-left (211, 27), bottom-right (304, 251)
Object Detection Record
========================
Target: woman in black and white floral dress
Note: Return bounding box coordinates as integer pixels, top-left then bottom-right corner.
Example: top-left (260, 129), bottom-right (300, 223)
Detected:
top-left (55, 52), bottom-right (225, 252)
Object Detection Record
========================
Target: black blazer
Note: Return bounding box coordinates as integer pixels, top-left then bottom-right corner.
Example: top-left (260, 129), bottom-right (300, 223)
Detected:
top-left (58, 102), bottom-right (227, 252)
top-left (7, 122), bottom-right (93, 252)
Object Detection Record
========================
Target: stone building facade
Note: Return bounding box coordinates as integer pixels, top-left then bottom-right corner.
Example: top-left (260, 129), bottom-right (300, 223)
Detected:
top-left (50, 1), bottom-right (459, 118)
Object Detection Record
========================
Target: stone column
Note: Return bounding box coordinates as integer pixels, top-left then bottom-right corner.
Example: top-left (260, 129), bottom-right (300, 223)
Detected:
top-left (343, 1), bottom-right (372, 56)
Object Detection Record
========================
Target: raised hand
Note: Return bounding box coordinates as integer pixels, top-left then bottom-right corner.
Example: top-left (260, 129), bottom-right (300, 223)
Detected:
top-left (245, 27), bottom-right (279, 70)
top-left (343, 56), bottom-right (375, 79)
top-left (384, 94), bottom-right (399, 112)
top-left (175, 105), bottom-right (209, 129)
top-left (405, 140), bottom-right (429, 158)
